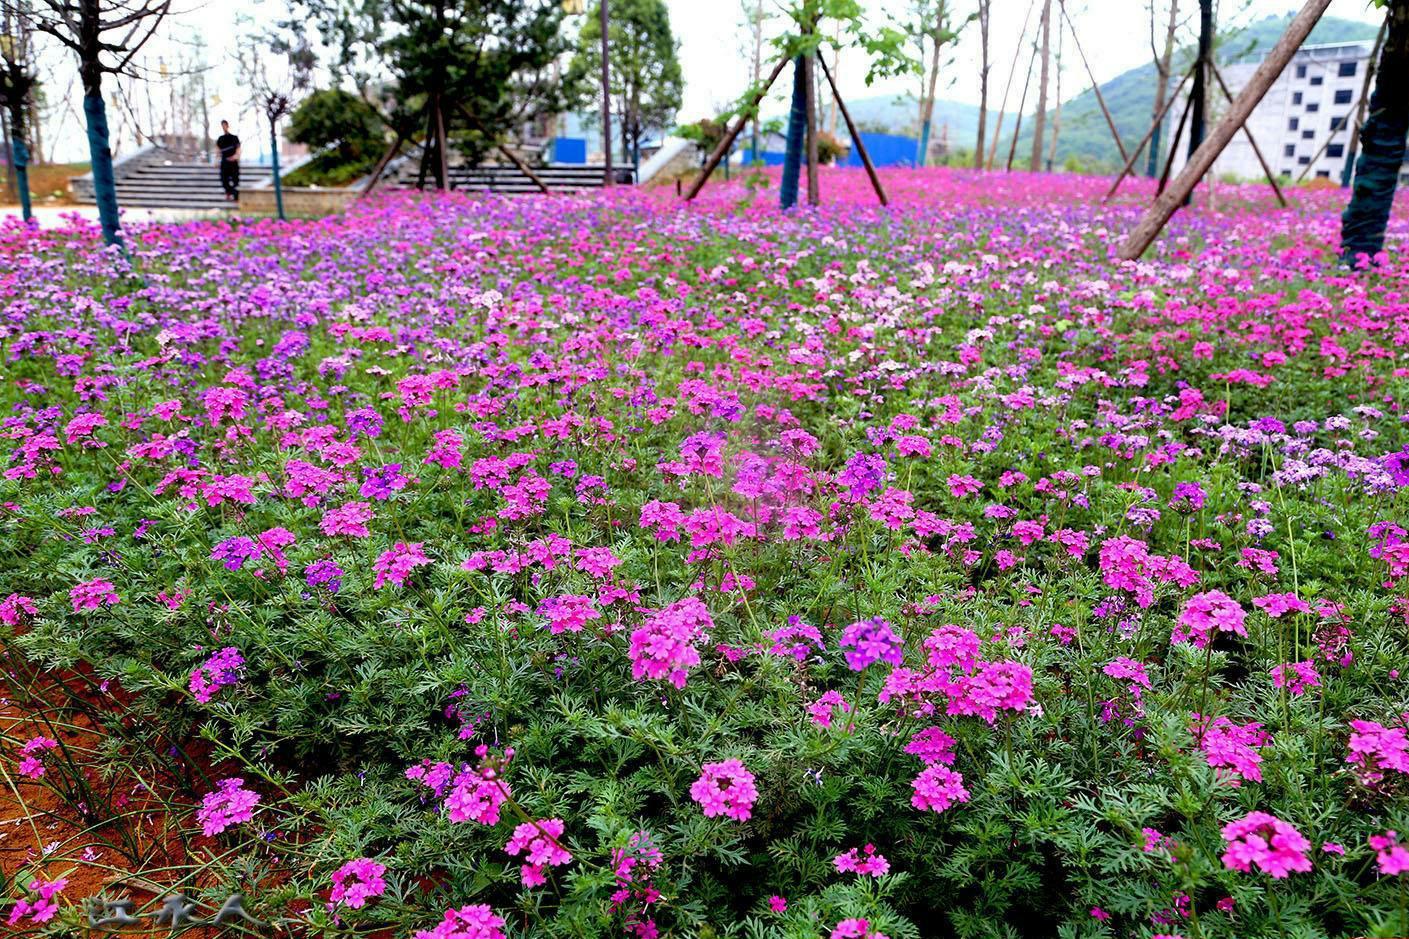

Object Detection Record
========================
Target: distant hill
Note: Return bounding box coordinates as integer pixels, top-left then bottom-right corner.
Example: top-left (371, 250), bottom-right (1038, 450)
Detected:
top-left (1005, 13), bottom-right (1379, 172)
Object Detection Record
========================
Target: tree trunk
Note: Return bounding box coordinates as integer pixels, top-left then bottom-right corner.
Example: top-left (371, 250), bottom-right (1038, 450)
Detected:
top-left (270, 117), bottom-right (285, 219)
top-left (804, 51), bottom-right (819, 205)
top-left (780, 55), bottom-right (807, 209)
top-left (1184, 0), bottom-right (1212, 206)
top-left (1148, 0), bottom-right (1180, 176)
top-left (919, 6), bottom-right (944, 167)
top-left (1341, 0), bottom-right (1409, 265)
top-left (1046, 13), bottom-right (1064, 171)
top-left (751, 0), bottom-right (763, 158)
top-left (600, 0), bottom-right (613, 186)
top-left (975, 0), bottom-right (990, 169)
top-left (1029, 0), bottom-right (1051, 171)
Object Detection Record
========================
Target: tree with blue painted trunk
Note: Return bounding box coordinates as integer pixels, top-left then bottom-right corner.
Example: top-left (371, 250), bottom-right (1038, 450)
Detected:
top-left (1340, 0), bottom-right (1409, 266)
top-left (0, 30), bottom-right (37, 222)
top-left (780, 55), bottom-right (807, 209)
top-left (910, 0), bottom-right (971, 168)
top-left (32, 0), bottom-right (172, 247)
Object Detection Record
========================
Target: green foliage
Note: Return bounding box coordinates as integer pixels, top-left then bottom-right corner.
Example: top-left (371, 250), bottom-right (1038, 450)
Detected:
top-left (568, 0), bottom-right (683, 162)
top-left (284, 89), bottom-right (386, 187)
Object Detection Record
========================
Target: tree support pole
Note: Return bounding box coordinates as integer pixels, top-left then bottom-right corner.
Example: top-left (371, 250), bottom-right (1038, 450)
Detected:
top-left (804, 48), bottom-right (819, 205)
top-left (1102, 64), bottom-right (1193, 202)
top-left (685, 54), bottom-right (789, 201)
top-left (360, 134), bottom-right (405, 198)
top-left (1005, 38), bottom-right (1039, 171)
top-left (818, 53), bottom-right (887, 206)
top-left (1211, 63), bottom-right (1286, 207)
top-left (986, 0), bottom-right (1040, 169)
top-left (1118, 0), bottom-right (1333, 260)
top-left (1057, 0), bottom-right (1129, 164)
top-left (1157, 90), bottom-right (1192, 197)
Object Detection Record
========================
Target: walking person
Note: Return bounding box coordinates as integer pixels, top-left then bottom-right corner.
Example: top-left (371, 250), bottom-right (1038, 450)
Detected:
top-left (216, 120), bottom-right (241, 202)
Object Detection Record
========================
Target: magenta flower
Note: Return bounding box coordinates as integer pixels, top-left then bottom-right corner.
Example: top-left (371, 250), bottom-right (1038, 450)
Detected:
top-left (830, 918), bottom-right (890, 939)
top-left (911, 764), bottom-right (969, 813)
top-left (70, 578), bottom-right (119, 613)
top-left (834, 843), bottom-right (890, 877)
top-left (1346, 720), bottom-right (1409, 785)
top-left (329, 858), bottom-right (388, 909)
top-left (690, 759), bottom-right (757, 822)
top-left (197, 778), bottom-right (261, 836)
top-left (373, 541), bottom-right (431, 589)
top-left (1220, 811), bottom-right (1312, 878)
top-left (414, 904), bottom-right (506, 939)
top-left (628, 597), bottom-right (713, 688)
top-left (1269, 660), bottom-right (1321, 696)
top-left (6, 877), bottom-right (67, 925)
top-left (537, 594), bottom-right (600, 635)
top-left (504, 818), bottom-right (572, 887)
top-left (189, 646), bottom-right (244, 703)
top-left (1370, 831), bottom-right (1409, 875)
top-left (839, 617), bottom-right (903, 671)
top-left (1171, 590), bottom-right (1246, 648)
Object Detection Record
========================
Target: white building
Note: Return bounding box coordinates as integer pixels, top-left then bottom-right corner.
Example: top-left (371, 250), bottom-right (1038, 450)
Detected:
top-left (1163, 40), bottom-right (1409, 185)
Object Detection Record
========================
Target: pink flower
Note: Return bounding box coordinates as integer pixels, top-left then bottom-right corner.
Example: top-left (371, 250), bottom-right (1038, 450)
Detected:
top-left (946, 660), bottom-right (1034, 723)
top-left (17, 736), bottom-right (56, 781)
top-left (809, 690), bottom-right (852, 728)
top-left (768, 895), bottom-right (787, 913)
top-left (1252, 592), bottom-right (1311, 618)
top-left (189, 646), bottom-right (244, 703)
top-left (537, 594), bottom-right (600, 634)
top-left (1192, 714), bottom-right (1269, 785)
top-left (197, 778), bottom-right (261, 835)
top-left (329, 858), bottom-right (388, 909)
top-left (1371, 831), bottom-right (1409, 875)
top-left (1270, 660), bottom-right (1321, 696)
top-left (6, 877), bottom-right (67, 925)
top-left (444, 763), bottom-right (511, 826)
top-left (1220, 811), bottom-right (1312, 878)
top-left (0, 593), bottom-right (37, 626)
top-left (834, 843), bottom-right (890, 877)
top-left (414, 904), bottom-right (506, 939)
top-left (1172, 590), bottom-right (1246, 648)
top-left (629, 597), bottom-right (713, 688)
top-left (373, 541), bottom-right (431, 589)
top-left (1346, 720), bottom-right (1409, 785)
top-left (504, 818), bottom-right (572, 887)
top-left (904, 726), bottom-right (957, 765)
top-left (70, 578), bottom-right (119, 613)
top-left (690, 759), bottom-right (757, 822)
top-left (911, 765), bottom-right (969, 813)
top-left (830, 918), bottom-right (889, 939)
top-left (321, 501), bottom-right (374, 538)
top-left (839, 617), bottom-right (903, 671)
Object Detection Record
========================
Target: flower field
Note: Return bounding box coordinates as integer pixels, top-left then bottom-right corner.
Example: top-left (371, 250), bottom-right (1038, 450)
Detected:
top-left (2, 169), bottom-right (1408, 939)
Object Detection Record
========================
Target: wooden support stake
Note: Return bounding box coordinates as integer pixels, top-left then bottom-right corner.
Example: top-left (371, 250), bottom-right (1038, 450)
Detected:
top-left (1057, 0), bottom-right (1130, 163)
top-left (1005, 39), bottom-right (1039, 171)
top-left (360, 134), bottom-right (405, 198)
top-left (1211, 63), bottom-right (1286, 206)
top-left (818, 53), bottom-right (887, 206)
top-left (685, 54), bottom-right (791, 201)
top-left (1102, 65), bottom-right (1193, 202)
top-left (1157, 90), bottom-right (1193, 197)
top-left (1117, 0), bottom-right (1332, 260)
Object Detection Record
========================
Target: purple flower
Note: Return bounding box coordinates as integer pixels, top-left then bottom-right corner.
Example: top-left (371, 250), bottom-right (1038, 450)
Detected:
top-left (839, 617), bottom-right (903, 671)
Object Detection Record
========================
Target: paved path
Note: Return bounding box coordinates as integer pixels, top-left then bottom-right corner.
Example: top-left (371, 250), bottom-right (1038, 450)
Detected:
top-left (0, 205), bottom-right (230, 229)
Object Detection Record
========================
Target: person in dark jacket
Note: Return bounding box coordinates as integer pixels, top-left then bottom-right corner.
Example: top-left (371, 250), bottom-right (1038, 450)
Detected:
top-left (216, 121), bottom-right (241, 201)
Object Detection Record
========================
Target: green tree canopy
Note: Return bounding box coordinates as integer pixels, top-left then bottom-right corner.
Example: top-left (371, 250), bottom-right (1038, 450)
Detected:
top-left (568, 0), bottom-right (683, 165)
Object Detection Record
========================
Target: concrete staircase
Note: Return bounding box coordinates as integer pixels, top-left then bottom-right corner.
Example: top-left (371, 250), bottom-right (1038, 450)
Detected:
top-left (71, 146), bottom-right (274, 210)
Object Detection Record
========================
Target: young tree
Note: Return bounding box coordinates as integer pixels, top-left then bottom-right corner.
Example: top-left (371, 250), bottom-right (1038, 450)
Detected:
top-left (1146, 0), bottom-right (1181, 176)
top-left (568, 0), bottom-right (682, 174)
top-left (741, 0), bottom-right (767, 159)
top-left (1341, 0), bottom-right (1408, 265)
top-left (973, 0), bottom-right (989, 169)
top-left (910, 0), bottom-right (970, 167)
top-left (29, 0), bottom-right (172, 245)
top-left (0, 0), bottom-right (38, 220)
top-left (1027, 0), bottom-right (1050, 171)
top-left (295, 0), bottom-right (573, 184)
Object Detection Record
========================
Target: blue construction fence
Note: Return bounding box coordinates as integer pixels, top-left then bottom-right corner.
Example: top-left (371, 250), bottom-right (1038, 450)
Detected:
top-left (739, 133), bottom-right (919, 169)
top-left (551, 138), bottom-right (588, 164)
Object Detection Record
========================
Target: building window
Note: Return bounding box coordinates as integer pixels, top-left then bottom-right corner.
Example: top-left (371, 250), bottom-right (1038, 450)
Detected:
top-left (1316, 170), bottom-right (1331, 179)
top-left (1310, 75), bottom-right (1324, 86)
top-left (1306, 102), bottom-right (1320, 113)
top-left (1293, 91), bottom-right (1303, 105)
top-left (1281, 169), bottom-right (1292, 177)
top-left (1334, 88), bottom-right (1353, 104)
top-left (1298, 156), bottom-right (1311, 165)
top-left (1330, 116), bottom-right (1347, 131)
top-left (1296, 64), bottom-right (1307, 78)
top-left (1302, 129), bottom-right (1315, 139)
top-left (1327, 143), bottom-right (1345, 159)
top-left (1289, 117), bottom-right (1299, 131)
top-left (1338, 61), bottom-right (1357, 77)
top-left (1284, 144), bottom-right (1295, 157)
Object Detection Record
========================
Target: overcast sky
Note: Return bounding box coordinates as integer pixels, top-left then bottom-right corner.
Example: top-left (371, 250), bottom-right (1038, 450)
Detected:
top-left (35, 0), bottom-right (1385, 163)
